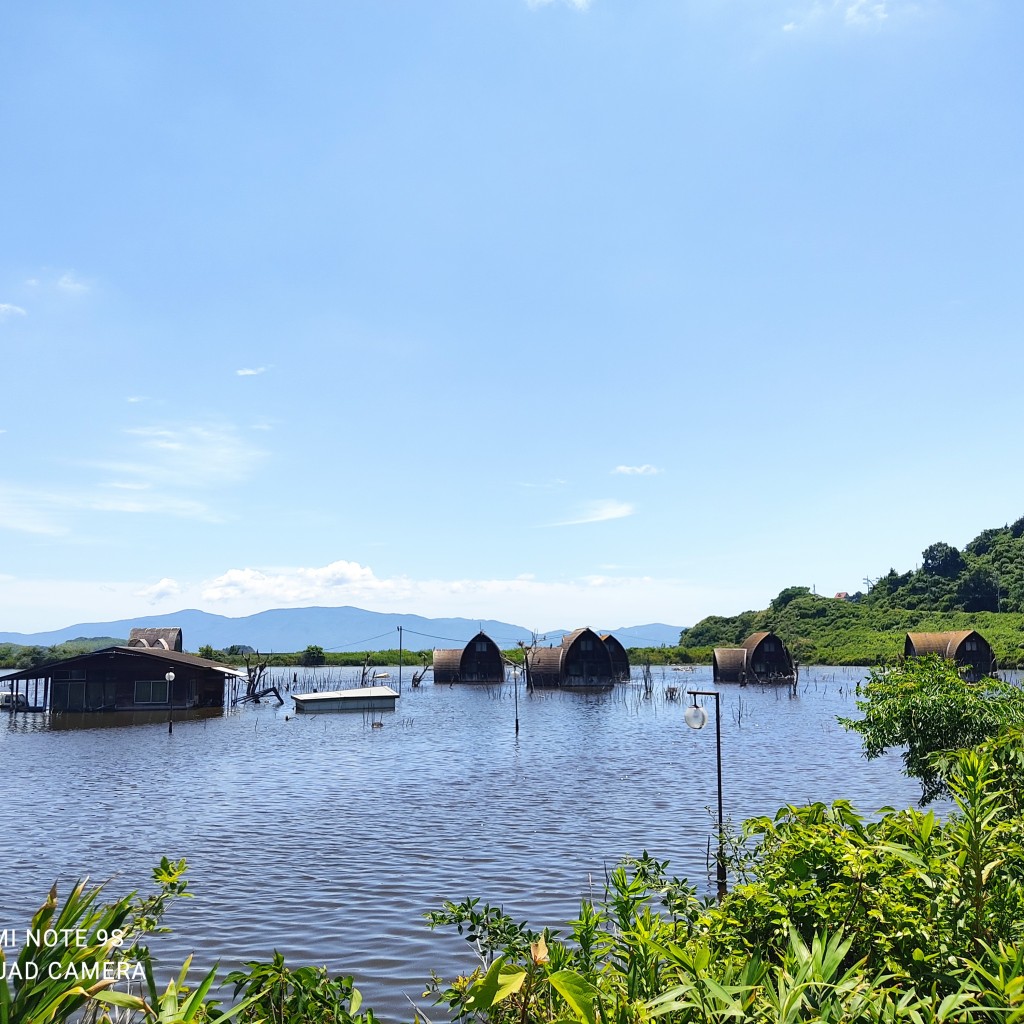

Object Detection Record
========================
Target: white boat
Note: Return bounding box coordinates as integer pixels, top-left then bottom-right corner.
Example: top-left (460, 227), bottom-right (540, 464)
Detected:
top-left (291, 686), bottom-right (399, 714)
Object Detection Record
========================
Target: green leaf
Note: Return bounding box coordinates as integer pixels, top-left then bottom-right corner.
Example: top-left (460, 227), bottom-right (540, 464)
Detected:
top-left (548, 969), bottom-right (600, 1024)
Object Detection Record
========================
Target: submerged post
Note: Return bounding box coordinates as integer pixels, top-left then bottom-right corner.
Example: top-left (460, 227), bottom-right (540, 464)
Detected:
top-left (685, 690), bottom-right (726, 898)
top-left (166, 670), bottom-right (176, 734)
top-left (398, 626), bottom-right (403, 696)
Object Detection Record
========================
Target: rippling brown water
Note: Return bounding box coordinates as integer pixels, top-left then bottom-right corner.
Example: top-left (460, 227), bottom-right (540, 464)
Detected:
top-left (0, 666), bottom-right (927, 1021)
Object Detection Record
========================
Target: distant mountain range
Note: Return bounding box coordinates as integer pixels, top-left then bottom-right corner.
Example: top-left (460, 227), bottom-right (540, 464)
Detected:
top-left (0, 606), bottom-right (684, 652)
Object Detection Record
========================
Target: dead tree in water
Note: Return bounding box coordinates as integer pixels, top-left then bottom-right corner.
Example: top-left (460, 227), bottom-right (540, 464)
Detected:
top-left (244, 651), bottom-right (270, 700)
top-left (410, 659), bottom-right (431, 688)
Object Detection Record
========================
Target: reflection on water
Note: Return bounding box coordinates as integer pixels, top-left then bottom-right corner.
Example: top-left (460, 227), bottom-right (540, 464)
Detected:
top-left (0, 666), bottom-right (928, 1021)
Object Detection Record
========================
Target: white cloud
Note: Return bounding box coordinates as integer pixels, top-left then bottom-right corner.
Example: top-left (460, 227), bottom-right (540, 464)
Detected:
top-left (550, 500), bottom-right (635, 526)
top-left (528, 0), bottom-right (591, 9)
top-left (0, 561), bottom-right (762, 637)
top-left (196, 559), bottom-right (710, 630)
top-left (203, 561), bottom-right (379, 604)
top-left (236, 367), bottom-right (267, 376)
top-left (57, 272), bottom-right (89, 294)
top-left (780, 0), bottom-right (911, 32)
top-left (844, 0), bottom-right (888, 23)
top-left (136, 577), bottom-right (182, 602)
top-left (127, 396), bottom-right (148, 403)
top-left (0, 304), bottom-right (27, 320)
top-left (613, 464), bottom-right (661, 476)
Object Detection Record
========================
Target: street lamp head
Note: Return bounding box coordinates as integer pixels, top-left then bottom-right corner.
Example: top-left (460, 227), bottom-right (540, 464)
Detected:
top-left (684, 702), bottom-right (707, 730)
top-left (165, 671), bottom-right (175, 684)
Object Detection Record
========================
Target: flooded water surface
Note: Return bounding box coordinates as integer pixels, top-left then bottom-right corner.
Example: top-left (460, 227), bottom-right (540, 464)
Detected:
top-left (0, 666), bottom-right (925, 1021)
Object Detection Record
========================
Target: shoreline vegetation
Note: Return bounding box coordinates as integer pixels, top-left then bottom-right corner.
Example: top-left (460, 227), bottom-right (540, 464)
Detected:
top-left (5, 656), bottom-right (1024, 1021)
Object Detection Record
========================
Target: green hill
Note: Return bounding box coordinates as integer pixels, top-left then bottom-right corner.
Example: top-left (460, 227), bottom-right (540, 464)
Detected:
top-left (680, 516), bottom-right (1024, 667)
top-left (681, 587), bottom-right (1024, 667)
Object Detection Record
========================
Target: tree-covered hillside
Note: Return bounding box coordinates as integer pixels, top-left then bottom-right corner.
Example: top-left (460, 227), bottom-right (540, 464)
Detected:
top-left (680, 517), bottom-right (1024, 667)
top-left (863, 516), bottom-right (1024, 613)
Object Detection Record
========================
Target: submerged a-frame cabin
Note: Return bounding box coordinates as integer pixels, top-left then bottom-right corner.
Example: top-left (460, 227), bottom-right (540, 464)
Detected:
top-left (601, 634), bottom-right (631, 682)
top-left (713, 631), bottom-right (795, 685)
top-left (904, 630), bottom-right (996, 682)
top-left (526, 628), bottom-right (616, 689)
top-left (432, 631), bottom-right (505, 684)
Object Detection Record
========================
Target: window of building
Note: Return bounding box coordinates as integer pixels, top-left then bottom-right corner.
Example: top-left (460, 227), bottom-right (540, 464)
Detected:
top-left (135, 679), bottom-right (168, 704)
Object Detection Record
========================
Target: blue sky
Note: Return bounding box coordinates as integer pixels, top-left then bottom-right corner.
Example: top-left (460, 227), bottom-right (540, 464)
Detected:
top-left (1, 0), bottom-right (1022, 635)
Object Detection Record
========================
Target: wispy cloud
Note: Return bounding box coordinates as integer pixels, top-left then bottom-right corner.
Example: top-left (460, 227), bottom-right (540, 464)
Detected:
top-left (104, 423), bottom-right (268, 489)
top-left (550, 500), bottom-right (635, 526)
top-left (0, 304), bottom-right (27, 320)
top-left (0, 421), bottom-right (268, 536)
top-left (516, 478), bottom-right (567, 489)
top-left (782, 0), bottom-right (908, 32)
top-left (57, 272), bottom-right (89, 294)
top-left (236, 367), bottom-right (267, 377)
top-left (843, 0), bottom-right (888, 24)
top-left (527, 0), bottom-right (591, 10)
top-left (613, 464), bottom-right (661, 476)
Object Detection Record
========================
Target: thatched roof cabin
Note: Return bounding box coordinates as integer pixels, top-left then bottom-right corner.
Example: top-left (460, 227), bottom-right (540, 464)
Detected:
top-left (127, 627), bottom-right (183, 651)
top-left (904, 630), bottom-right (995, 682)
top-left (432, 631), bottom-right (505, 684)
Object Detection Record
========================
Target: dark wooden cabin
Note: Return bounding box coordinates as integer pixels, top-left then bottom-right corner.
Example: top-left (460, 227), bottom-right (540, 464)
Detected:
top-left (432, 631), bottom-right (505, 684)
top-left (713, 631), bottom-right (795, 685)
top-left (904, 630), bottom-right (996, 682)
top-left (601, 633), bottom-right (631, 682)
top-left (526, 628), bottom-right (615, 688)
top-left (1, 644), bottom-right (237, 713)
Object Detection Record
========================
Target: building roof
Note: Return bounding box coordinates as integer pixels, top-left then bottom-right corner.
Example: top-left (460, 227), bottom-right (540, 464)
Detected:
top-left (127, 627), bottom-right (183, 652)
top-left (2, 645), bottom-right (243, 682)
top-left (713, 648), bottom-right (748, 676)
top-left (906, 630), bottom-right (985, 659)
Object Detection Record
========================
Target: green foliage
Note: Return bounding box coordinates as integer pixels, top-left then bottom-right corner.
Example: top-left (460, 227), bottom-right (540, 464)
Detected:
top-left (839, 655), bottom-right (1024, 803)
top-left (197, 645), bottom-right (217, 660)
top-left (0, 857), bottom-right (196, 1024)
top-left (225, 951), bottom-right (374, 1024)
top-left (299, 645), bottom-right (326, 667)
top-left (426, 781), bottom-right (1024, 1021)
top-left (865, 520), bottom-right (1024, 614)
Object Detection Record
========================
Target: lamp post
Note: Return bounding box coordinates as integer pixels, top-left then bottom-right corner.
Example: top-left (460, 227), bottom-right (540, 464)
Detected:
top-left (686, 689), bottom-right (726, 898)
top-left (166, 671), bottom-right (175, 734)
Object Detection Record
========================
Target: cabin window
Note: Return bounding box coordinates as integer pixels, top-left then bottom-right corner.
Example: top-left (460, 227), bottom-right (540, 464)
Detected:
top-left (580, 639), bottom-right (593, 651)
top-left (55, 669), bottom-right (87, 681)
top-left (965, 640), bottom-right (978, 651)
top-left (475, 641), bottom-right (488, 652)
top-left (763, 641), bottom-right (775, 652)
top-left (135, 679), bottom-right (169, 704)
